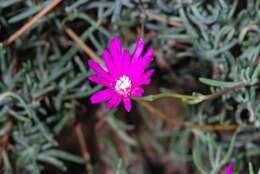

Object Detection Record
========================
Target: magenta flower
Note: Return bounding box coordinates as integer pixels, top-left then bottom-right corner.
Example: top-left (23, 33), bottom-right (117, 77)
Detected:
top-left (88, 37), bottom-right (154, 112)
top-left (224, 162), bottom-right (234, 174)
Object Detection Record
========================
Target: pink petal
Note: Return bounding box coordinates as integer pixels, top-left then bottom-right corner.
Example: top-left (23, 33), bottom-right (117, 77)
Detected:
top-left (88, 60), bottom-right (111, 81)
top-left (103, 50), bottom-right (118, 77)
top-left (106, 94), bottom-right (122, 109)
top-left (142, 79), bottom-right (151, 85)
top-left (131, 39), bottom-right (144, 64)
top-left (139, 48), bottom-right (154, 69)
top-left (130, 47), bottom-right (154, 79)
top-left (122, 49), bottom-right (131, 75)
top-left (131, 57), bottom-right (153, 77)
top-left (109, 38), bottom-right (123, 74)
top-left (136, 69), bottom-right (154, 86)
top-left (123, 97), bottom-right (132, 112)
top-left (132, 87), bottom-right (144, 97)
top-left (88, 75), bottom-right (111, 87)
top-left (143, 48), bottom-right (154, 60)
top-left (225, 162), bottom-right (234, 174)
top-left (143, 69), bottom-right (155, 79)
top-left (109, 38), bottom-right (121, 57)
top-left (90, 89), bottom-right (114, 104)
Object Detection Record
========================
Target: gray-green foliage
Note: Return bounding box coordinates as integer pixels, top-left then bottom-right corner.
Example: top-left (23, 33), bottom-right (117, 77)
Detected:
top-left (0, 0), bottom-right (259, 173)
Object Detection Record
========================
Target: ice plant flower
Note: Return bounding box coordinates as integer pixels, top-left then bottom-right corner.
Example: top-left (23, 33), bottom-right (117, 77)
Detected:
top-left (88, 37), bottom-right (154, 112)
top-left (224, 162), bottom-right (234, 174)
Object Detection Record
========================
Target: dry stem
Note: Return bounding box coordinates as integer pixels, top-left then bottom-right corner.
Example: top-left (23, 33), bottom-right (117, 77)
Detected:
top-left (137, 100), bottom-right (254, 132)
top-left (64, 26), bottom-right (103, 66)
top-left (142, 10), bottom-right (184, 28)
top-left (4, 0), bottom-right (62, 46)
top-left (74, 122), bottom-right (93, 174)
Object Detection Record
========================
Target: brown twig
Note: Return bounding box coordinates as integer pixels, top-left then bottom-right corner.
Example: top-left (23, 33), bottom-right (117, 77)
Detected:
top-left (138, 0), bottom-right (145, 39)
top-left (190, 124), bottom-right (240, 131)
top-left (140, 81), bottom-right (250, 104)
top-left (0, 120), bottom-right (12, 152)
top-left (64, 26), bottom-right (103, 66)
top-left (4, 0), bottom-right (62, 46)
top-left (74, 122), bottom-right (93, 174)
top-left (0, 120), bottom-right (12, 170)
top-left (137, 100), bottom-right (177, 124)
top-left (142, 10), bottom-right (184, 28)
top-left (136, 100), bottom-right (255, 132)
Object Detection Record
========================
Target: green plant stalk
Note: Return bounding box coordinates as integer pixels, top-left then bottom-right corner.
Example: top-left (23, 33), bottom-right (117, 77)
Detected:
top-left (139, 81), bottom-right (249, 104)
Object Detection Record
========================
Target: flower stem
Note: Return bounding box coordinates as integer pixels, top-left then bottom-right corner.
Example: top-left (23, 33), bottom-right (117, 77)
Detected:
top-left (140, 81), bottom-right (249, 104)
top-left (201, 81), bottom-right (248, 101)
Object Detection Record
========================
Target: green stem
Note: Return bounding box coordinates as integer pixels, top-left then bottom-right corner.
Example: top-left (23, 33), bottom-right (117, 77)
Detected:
top-left (139, 81), bottom-right (249, 104)
top-left (140, 92), bottom-right (198, 101)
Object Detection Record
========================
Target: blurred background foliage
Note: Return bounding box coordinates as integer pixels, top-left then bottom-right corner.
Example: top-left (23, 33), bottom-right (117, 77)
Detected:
top-left (0, 0), bottom-right (259, 173)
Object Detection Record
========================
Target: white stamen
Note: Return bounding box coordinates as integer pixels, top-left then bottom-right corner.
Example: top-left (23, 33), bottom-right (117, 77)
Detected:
top-left (115, 75), bottom-right (132, 95)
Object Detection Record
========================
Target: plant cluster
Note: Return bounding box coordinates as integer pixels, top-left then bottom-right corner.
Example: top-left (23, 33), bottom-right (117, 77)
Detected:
top-left (0, 0), bottom-right (259, 173)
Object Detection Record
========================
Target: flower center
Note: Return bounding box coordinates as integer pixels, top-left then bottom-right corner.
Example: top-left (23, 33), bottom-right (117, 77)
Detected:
top-left (115, 75), bottom-right (132, 95)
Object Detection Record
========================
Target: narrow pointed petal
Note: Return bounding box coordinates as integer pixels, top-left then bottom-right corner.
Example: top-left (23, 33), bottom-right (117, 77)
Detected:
top-left (132, 87), bottom-right (144, 97)
top-left (135, 69), bottom-right (154, 86)
top-left (88, 60), bottom-right (111, 80)
top-left (106, 94), bottom-right (122, 109)
top-left (109, 38), bottom-right (122, 73)
top-left (143, 69), bottom-right (155, 79)
top-left (113, 97), bottom-right (122, 108)
top-left (143, 48), bottom-right (154, 60)
top-left (88, 75), bottom-right (111, 87)
top-left (109, 38), bottom-right (121, 60)
top-left (225, 162), bottom-right (234, 174)
top-left (122, 49), bottom-right (131, 74)
top-left (103, 50), bottom-right (118, 76)
top-left (123, 97), bottom-right (132, 112)
top-left (131, 57), bottom-right (153, 78)
top-left (139, 48), bottom-right (154, 70)
top-left (131, 39), bottom-right (144, 64)
top-left (130, 47), bottom-right (154, 78)
top-left (142, 79), bottom-right (151, 85)
top-left (90, 89), bottom-right (114, 104)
